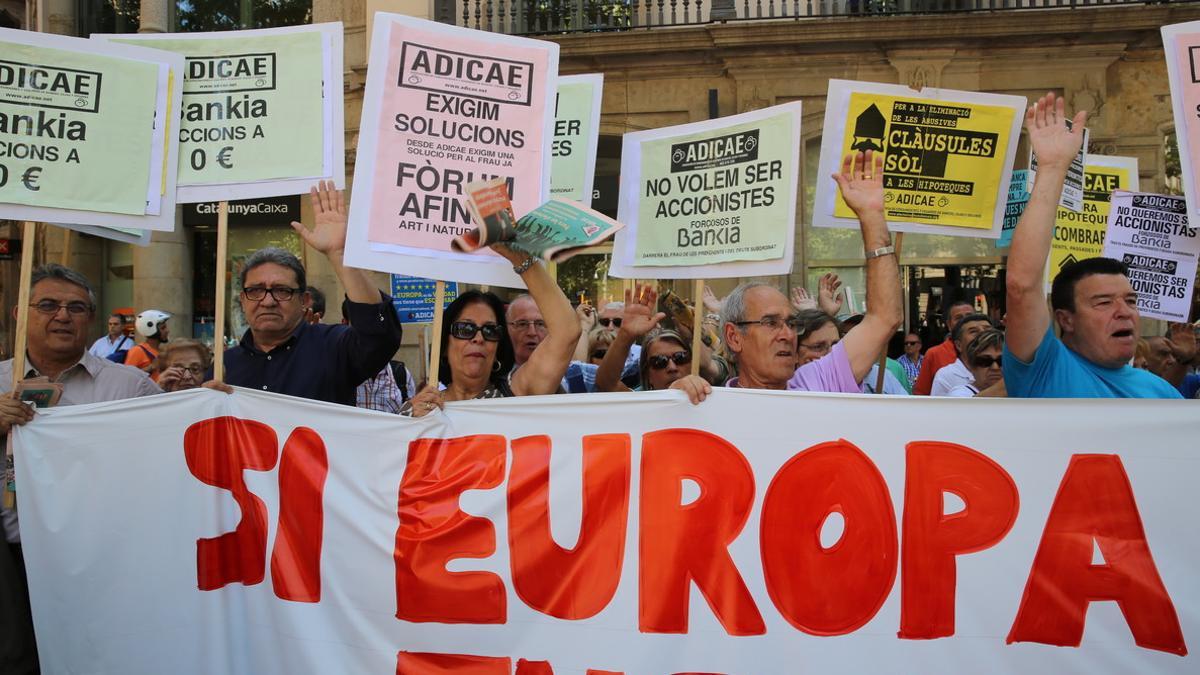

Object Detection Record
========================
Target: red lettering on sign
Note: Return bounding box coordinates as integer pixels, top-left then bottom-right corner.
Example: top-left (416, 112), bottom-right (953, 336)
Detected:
top-left (183, 416), bottom-right (278, 591)
top-left (1007, 454), bottom-right (1187, 655)
top-left (639, 429), bottom-right (765, 636)
top-left (395, 435), bottom-right (508, 623)
top-left (397, 651), bottom-right (509, 674)
top-left (761, 439), bottom-right (897, 635)
top-left (899, 441), bottom-right (1019, 639)
top-left (270, 427), bottom-right (328, 603)
top-left (508, 434), bottom-right (631, 620)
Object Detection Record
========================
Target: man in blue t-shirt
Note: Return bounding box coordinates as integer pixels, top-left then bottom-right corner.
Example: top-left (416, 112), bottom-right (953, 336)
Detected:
top-left (1002, 92), bottom-right (1180, 399)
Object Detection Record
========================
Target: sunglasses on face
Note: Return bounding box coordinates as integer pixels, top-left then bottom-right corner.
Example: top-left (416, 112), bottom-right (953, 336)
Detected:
top-left (598, 317), bottom-right (622, 328)
top-left (450, 321), bottom-right (502, 342)
top-left (972, 355), bottom-right (1002, 368)
top-left (648, 351), bottom-right (691, 370)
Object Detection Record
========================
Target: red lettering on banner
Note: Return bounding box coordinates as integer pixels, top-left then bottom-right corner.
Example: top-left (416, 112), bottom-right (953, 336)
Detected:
top-left (508, 434), bottom-right (631, 619)
top-left (183, 416), bottom-right (278, 591)
top-left (270, 427), bottom-right (328, 603)
top-left (1007, 454), bottom-right (1187, 655)
top-left (899, 441), bottom-right (1019, 639)
top-left (397, 651), bottom-right (509, 674)
top-left (395, 435), bottom-right (508, 623)
top-left (639, 429), bottom-right (765, 636)
top-left (761, 440), bottom-right (898, 635)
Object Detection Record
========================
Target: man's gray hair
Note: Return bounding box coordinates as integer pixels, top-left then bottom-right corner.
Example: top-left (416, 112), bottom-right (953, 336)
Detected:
top-left (720, 281), bottom-right (779, 337)
top-left (31, 263), bottom-right (97, 310)
top-left (239, 247), bottom-right (307, 291)
top-left (603, 301), bottom-right (625, 312)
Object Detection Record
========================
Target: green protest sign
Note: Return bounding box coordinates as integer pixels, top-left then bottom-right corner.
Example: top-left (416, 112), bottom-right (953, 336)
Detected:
top-left (550, 75), bottom-right (602, 204)
top-left (0, 40), bottom-right (159, 215)
top-left (633, 107), bottom-right (797, 267)
top-left (108, 30), bottom-right (325, 189)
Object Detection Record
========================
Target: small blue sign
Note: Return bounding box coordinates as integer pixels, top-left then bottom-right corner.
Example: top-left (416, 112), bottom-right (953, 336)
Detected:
top-left (390, 275), bottom-right (458, 324)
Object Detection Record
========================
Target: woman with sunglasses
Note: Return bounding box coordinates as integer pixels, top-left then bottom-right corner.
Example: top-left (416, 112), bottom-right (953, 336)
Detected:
top-left (405, 244), bottom-right (579, 416)
top-left (593, 284), bottom-right (713, 404)
top-left (947, 329), bottom-right (1006, 397)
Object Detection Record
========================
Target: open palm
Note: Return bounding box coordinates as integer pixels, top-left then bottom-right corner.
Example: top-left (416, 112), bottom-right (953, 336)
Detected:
top-left (621, 285), bottom-right (665, 338)
top-left (292, 180), bottom-right (347, 255)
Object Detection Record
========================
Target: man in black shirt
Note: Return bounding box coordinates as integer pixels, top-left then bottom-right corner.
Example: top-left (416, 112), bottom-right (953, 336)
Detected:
top-left (221, 181), bottom-right (402, 405)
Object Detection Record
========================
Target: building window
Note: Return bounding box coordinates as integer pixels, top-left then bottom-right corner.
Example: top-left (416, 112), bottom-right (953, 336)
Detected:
top-left (176, 0), bottom-right (311, 31)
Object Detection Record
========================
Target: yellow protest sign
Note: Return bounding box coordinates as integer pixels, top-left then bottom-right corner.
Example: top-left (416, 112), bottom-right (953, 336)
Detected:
top-left (1047, 156), bottom-right (1138, 285)
top-left (834, 92), bottom-right (1017, 230)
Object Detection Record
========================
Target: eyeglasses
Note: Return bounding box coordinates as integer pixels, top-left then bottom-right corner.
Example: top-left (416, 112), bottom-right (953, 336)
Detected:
top-left (450, 321), bottom-right (502, 342)
top-left (972, 355), bottom-right (1003, 369)
top-left (243, 286), bottom-right (301, 302)
top-left (31, 300), bottom-right (91, 316)
top-left (508, 319), bottom-right (547, 333)
top-left (590, 350), bottom-right (608, 360)
top-left (799, 339), bottom-right (838, 355)
top-left (733, 315), bottom-right (801, 332)
top-left (648, 351), bottom-right (691, 370)
top-left (172, 365), bottom-right (205, 377)
top-left (598, 317), bottom-right (623, 328)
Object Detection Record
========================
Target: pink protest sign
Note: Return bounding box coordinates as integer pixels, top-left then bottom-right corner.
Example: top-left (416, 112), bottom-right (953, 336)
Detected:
top-left (346, 15), bottom-right (558, 287)
top-left (1164, 22), bottom-right (1200, 219)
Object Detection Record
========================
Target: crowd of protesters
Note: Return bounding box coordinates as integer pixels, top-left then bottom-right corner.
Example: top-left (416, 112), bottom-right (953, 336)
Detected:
top-left (0, 92), bottom-right (1194, 671)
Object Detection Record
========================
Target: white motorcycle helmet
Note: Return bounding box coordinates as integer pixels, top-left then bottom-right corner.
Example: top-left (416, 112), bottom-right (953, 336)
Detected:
top-left (135, 310), bottom-right (171, 339)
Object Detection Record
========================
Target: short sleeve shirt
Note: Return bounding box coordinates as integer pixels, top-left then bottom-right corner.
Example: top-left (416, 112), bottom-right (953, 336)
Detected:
top-left (1003, 326), bottom-right (1181, 399)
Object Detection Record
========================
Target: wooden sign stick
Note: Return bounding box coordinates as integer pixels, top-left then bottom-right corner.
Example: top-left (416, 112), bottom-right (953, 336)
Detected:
top-left (212, 201), bottom-right (229, 381)
top-left (427, 280), bottom-right (446, 386)
top-left (11, 221), bottom-right (37, 389)
top-left (691, 279), bottom-right (705, 376)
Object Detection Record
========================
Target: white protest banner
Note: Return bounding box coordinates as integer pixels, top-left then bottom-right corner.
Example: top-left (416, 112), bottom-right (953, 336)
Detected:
top-left (815, 80), bottom-right (1025, 238)
top-left (0, 27), bottom-right (182, 231)
top-left (15, 388), bottom-right (1198, 674)
top-left (94, 23), bottom-right (345, 203)
top-left (1103, 191), bottom-right (1199, 322)
top-left (1162, 21), bottom-right (1200, 220)
top-left (550, 73), bottom-right (603, 205)
top-left (344, 15), bottom-right (558, 288)
top-left (611, 102), bottom-right (801, 279)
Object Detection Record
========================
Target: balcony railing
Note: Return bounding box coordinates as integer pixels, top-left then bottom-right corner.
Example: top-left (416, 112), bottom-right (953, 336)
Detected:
top-left (435, 0), bottom-right (1188, 35)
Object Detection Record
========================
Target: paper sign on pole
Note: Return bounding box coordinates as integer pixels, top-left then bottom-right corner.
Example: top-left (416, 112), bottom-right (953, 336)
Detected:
top-left (550, 73), bottom-right (603, 205)
top-left (1045, 155), bottom-right (1139, 287)
top-left (996, 169), bottom-right (1029, 248)
top-left (0, 28), bottom-right (183, 231)
top-left (13, 388), bottom-right (1200, 674)
top-left (1103, 191), bottom-right (1199, 322)
top-left (94, 23), bottom-right (345, 203)
top-left (1162, 21), bottom-right (1200, 221)
top-left (54, 223), bottom-right (151, 246)
top-left (815, 80), bottom-right (1025, 238)
top-left (390, 274), bottom-right (458, 323)
top-left (344, 14), bottom-right (559, 288)
top-left (610, 102), bottom-right (801, 279)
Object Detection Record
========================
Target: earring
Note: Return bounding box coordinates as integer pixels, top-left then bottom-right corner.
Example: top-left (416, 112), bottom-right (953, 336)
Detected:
top-left (493, 359), bottom-right (503, 373)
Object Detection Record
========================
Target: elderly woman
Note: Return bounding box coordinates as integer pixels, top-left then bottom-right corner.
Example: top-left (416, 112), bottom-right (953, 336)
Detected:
top-left (947, 329), bottom-right (1005, 397)
top-left (156, 339), bottom-right (212, 392)
top-left (406, 245), bottom-right (580, 416)
top-left (794, 309), bottom-right (841, 367)
top-left (593, 284), bottom-right (713, 403)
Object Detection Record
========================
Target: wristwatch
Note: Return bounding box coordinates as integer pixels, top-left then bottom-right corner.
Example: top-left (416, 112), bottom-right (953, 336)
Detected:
top-left (512, 256), bottom-right (537, 274)
top-left (864, 245), bottom-right (896, 259)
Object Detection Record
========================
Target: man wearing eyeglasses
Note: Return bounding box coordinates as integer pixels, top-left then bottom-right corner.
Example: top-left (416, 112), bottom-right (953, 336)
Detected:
top-left (720, 150), bottom-right (902, 391)
top-left (0, 263), bottom-right (160, 673)
top-left (221, 181), bottom-right (403, 405)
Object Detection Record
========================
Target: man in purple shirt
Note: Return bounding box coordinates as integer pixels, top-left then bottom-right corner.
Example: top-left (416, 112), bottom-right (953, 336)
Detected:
top-left (721, 150), bottom-right (902, 392)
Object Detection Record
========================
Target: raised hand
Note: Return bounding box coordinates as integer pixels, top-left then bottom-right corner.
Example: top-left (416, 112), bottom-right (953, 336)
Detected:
top-left (620, 284), bottom-right (665, 339)
top-left (702, 285), bottom-right (724, 313)
top-left (1026, 92), bottom-right (1088, 172)
top-left (291, 180), bottom-right (348, 256)
top-left (1168, 322), bottom-right (1198, 365)
top-left (576, 302), bottom-right (596, 332)
top-left (833, 150), bottom-right (884, 218)
top-left (791, 287), bottom-right (818, 312)
top-left (817, 272), bottom-right (845, 316)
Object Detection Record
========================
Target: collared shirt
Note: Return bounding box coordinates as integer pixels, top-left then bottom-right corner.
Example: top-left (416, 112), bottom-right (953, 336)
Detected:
top-left (357, 365), bottom-right (404, 414)
top-left (897, 353), bottom-right (923, 383)
top-left (88, 334), bottom-right (132, 359)
top-left (931, 358), bottom-right (974, 397)
top-left (913, 337), bottom-right (956, 395)
top-left (0, 350), bottom-right (161, 542)
top-left (224, 292), bottom-right (403, 406)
